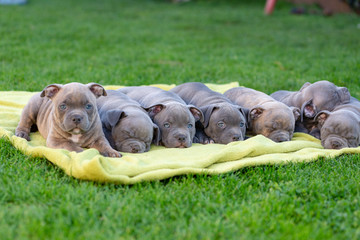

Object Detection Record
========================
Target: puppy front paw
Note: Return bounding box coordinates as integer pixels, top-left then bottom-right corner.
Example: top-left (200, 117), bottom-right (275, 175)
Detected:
top-left (102, 149), bottom-right (122, 158)
top-left (202, 137), bottom-right (214, 144)
top-left (195, 132), bottom-right (214, 144)
top-left (15, 131), bottom-right (30, 141)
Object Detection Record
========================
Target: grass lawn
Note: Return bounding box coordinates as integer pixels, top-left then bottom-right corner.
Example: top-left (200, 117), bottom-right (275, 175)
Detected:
top-left (1, 0), bottom-right (360, 239)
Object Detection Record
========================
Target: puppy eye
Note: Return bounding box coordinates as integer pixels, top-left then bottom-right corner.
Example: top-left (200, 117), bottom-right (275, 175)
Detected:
top-left (217, 121), bottom-right (225, 128)
top-left (187, 123), bottom-right (193, 129)
top-left (59, 104), bottom-right (67, 110)
top-left (85, 103), bottom-right (93, 110)
top-left (240, 122), bottom-right (245, 127)
top-left (164, 123), bottom-right (170, 128)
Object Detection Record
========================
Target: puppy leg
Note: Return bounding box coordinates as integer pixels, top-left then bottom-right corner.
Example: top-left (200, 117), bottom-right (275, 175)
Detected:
top-left (294, 122), bottom-right (309, 133)
top-left (309, 128), bottom-right (321, 139)
top-left (89, 137), bottom-right (122, 158)
top-left (47, 137), bottom-right (84, 153)
top-left (15, 95), bottom-right (41, 141)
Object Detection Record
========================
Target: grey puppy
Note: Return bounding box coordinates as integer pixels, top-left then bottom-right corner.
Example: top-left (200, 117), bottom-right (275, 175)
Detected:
top-left (170, 82), bottom-right (248, 144)
top-left (15, 82), bottom-right (121, 157)
top-left (314, 97), bottom-right (360, 149)
top-left (224, 87), bottom-right (300, 142)
top-left (97, 90), bottom-right (159, 153)
top-left (118, 86), bottom-right (203, 148)
top-left (271, 80), bottom-right (350, 138)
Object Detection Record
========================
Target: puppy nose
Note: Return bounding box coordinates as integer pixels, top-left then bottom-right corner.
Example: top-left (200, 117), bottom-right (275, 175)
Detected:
top-left (131, 147), bottom-right (139, 153)
top-left (129, 143), bottom-right (142, 153)
top-left (72, 115), bottom-right (83, 124)
top-left (232, 135), bottom-right (241, 141)
top-left (275, 137), bottom-right (288, 143)
top-left (331, 140), bottom-right (342, 149)
top-left (177, 134), bottom-right (186, 143)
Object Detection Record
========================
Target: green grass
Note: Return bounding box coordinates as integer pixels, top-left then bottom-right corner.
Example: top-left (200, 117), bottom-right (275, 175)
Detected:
top-left (1, 0), bottom-right (360, 239)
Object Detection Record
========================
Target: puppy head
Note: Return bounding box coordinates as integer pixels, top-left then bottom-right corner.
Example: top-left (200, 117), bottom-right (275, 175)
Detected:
top-left (299, 81), bottom-right (350, 120)
top-left (41, 82), bottom-right (106, 135)
top-left (102, 109), bottom-right (156, 153)
top-left (249, 103), bottom-right (300, 142)
top-left (201, 104), bottom-right (247, 144)
top-left (315, 110), bottom-right (360, 149)
top-left (147, 103), bottom-right (202, 148)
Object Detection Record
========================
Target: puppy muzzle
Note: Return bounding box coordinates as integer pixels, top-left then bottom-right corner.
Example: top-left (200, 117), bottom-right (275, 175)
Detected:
top-left (116, 140), bottom-right (146, 153)
top-left (323, 136), bottom-right (348, 149)
top-left (63, 112), bottom-right (90, 133)
top-left (268, 131), bottom-right (290, 143)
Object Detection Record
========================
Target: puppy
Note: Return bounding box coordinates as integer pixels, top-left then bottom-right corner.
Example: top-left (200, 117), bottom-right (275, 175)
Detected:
top-left (315, 97), bottom-right (360, 149)
top-left (97, 90), bottom-right (159, 153)
top-left (15, 83), bottom-right (121, 157)
top-left (170, 82), bottom-right (248, 144)
top-left (118, 86), bottom-right (203, 148)
top-left (271, 80), bottom-right (350, 138)
top-left (224, 87), bottom-right (300, 142)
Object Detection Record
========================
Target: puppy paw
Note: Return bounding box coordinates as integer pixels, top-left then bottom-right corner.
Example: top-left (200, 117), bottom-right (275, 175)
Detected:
top-left (205, 138), bottom-right (215, 144)
top-left (102, 149), bottom-right (122, 158)
top-left (197, 134), bottom-right (214, 144)
top-left (15, 131), bottom-right (30, 141)
top-left (203, 137), bottom-right (215, 144)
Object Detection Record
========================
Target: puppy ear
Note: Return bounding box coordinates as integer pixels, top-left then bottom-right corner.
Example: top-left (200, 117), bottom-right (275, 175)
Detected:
top-left (87, 83), bottom-right (107, 98)
top-left (188, 105), bottom-right (204, 124)
top-left (40, 84), bottom-right (63, 98)
top-left (152, 124), bottom-right (161, 145)
top-left (199, 105), bottom-right (218, 128)
top-left (145, 104), bottom-right (165, 119)
top-left (237, 106), bottom-right (249, 119)
top-left (234, 105), bottom-right (249, 128)
top-left (249, 106), bottom-right (265, 120)
top-left (301, 99), bottom-right (316, 121)
top-left (290, 107), bottom-right (301, 121)
top-left (104, 109), bottom-right (127, 129)
top-left (315, 110), bottom-right (331, 128)
top-left (299, 82), bottom-right (311, 92)
top-left (337, 87), bottom-right (350, 104)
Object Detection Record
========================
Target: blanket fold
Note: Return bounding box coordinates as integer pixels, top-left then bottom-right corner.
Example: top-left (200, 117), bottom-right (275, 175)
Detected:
top-left (1, 82), bottom-right (359, 185)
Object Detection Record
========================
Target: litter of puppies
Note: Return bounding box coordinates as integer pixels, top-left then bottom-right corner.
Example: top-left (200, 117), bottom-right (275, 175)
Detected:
top-left (15, 80), bottom-right (360, 156)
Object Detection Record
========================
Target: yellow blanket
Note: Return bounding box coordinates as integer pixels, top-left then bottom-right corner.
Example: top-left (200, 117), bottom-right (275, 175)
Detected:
top-left (1, 82), bottom-right (359, 185)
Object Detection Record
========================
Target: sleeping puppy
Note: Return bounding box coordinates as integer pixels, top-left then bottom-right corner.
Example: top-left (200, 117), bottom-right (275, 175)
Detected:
top-left (314, 97), bottom-right (360, 149)
top-left (271, 80), bottom-right (350, 138)
top-left (224, 87), bottom-right (300, 142)
top-left (97, 90), bottom-right (159, 153)
top-left (170, 82), bottom-right (248, 144)
top-left (15, 82), bottom-right (121, 157)
top-left (118, 86), bottom-right (203, 148)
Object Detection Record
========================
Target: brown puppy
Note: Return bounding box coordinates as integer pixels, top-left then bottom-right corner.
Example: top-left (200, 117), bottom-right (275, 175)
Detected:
top-left (15, 82), bottom-right (121, 157)
top-left (224, 87), bottom-right (300, 142)
top-left (315, 97), bottom-right (360, 149)
top-left (271, 80), bottom-right (350, 138)
top-left (170, 82), bottom-right (248, 144)
top-left (97, 90), bottom-right (158, 153)
top-left (118, 86), bottom-right (203, 148)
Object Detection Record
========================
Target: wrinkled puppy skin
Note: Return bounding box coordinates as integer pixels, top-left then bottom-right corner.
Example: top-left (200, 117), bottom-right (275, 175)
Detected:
top-left (170, 82), bottom-right (247, 144)
top-left (315, 97), bottom-right (360, 149)
top-left (118, 86), bottom-right (203, 148)
top-left (271, 80), bottom-right (350, 138)
top-left (97, 90), bottom-right (159, 153)
top-left (224, 87), bottom-right (300, 142)
top-left (15, 82), bottom-right (121, 158)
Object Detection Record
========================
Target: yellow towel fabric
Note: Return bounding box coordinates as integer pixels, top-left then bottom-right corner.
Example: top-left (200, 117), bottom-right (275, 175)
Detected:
top-left (1, 82), bottom-right (359, 185)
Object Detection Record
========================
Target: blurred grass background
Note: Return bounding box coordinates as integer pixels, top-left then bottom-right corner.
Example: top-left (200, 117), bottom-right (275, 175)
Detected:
top-left (0, 0), bottom-right (359, 95)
